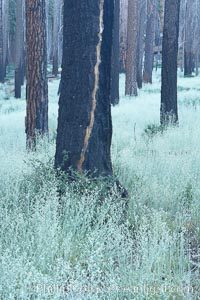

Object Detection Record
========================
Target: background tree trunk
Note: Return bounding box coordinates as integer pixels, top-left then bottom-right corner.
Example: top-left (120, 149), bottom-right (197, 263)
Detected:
top-left (119, 0), bottom-right (128, 73)
top-left (52, 0), bottom-right (60, 77)
top-left (143, 0), bottom-right (156, 84)
top-left (125, 0), bottom-right (138, 96)
top-left (111, 0), bottom-right (120, 105)
top-left (26, 0), bottom-right (48, 148)
top-left (137, 0), bottom-right (146, 89)
top-left (55, 0), bottom-right (114, 177)
top-left (184, 1), bottom-right (193, 76)
top-left (15, 0), bottom-right (24, 99)
top-left (160, 0), bottom-right (180, 125)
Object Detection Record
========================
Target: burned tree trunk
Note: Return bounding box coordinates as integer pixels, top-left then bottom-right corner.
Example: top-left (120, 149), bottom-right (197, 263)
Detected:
top-left (15, 0), bottom-right (24, 99)
top-left (25, 0), bottom-right (48, 148)
top-left (125, 0), bottom-right (138, 96)
top-left (55, 0), bottom-right (114, 177)
top-left (143, 0), bottom-right (156, 84)
top-left (111, 0), bottom-right (120, 105)
top-left (119, 0), bottom-right (128, 73)
top-left (160, 0), bottom-right (180, 125)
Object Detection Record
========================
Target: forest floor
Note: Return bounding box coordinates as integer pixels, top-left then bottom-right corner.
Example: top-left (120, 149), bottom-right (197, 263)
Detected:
top-left (0, 71), bottom-right (199, 299)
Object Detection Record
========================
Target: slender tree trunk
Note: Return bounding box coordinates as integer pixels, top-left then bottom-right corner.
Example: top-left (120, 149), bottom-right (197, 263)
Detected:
top-left (184, 1), bottom-right (193, 76)
top-left (0, 0), bottom-right (4, 82)
top-left (111, 0), bottom-right (120, 105)
top-left (125, 0), bottom-right (138, 96)
top-left (119, 0), bottom-right (128, 73)
top-left (15, 0), bottom-right (24, 99)
top-left (26, 0), bottom-right (48, 148)
top-left (3, 0), bottom-right (8, 78)
top-left (143, 0), bottom-right (156, 84)
top-left (137, 0), bottom-right (146, 89)
top-left (52, 0), bottom-right (60, 77)
top-left (55, 0), bottom-right (114, 177)
top-left (160, 0), bottom-right (180, 125)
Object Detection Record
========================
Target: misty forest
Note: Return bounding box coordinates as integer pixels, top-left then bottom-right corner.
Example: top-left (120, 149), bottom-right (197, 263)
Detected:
top-left (0, 0), bottom-right (200, 299)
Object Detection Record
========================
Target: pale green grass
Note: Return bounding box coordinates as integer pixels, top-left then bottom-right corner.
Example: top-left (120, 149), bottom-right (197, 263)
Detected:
top-left (0, 72), bottom-right (199, 299)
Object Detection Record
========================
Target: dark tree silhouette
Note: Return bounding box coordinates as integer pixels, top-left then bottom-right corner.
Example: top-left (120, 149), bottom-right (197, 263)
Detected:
top-left (55, 0), bottom-right (114, 177)
top-left (160, 0), bottom-right (180, 125)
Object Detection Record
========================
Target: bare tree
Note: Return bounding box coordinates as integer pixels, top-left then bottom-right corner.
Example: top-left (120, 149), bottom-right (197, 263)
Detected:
top-left (143, 0), bottom-right (156, 84)
top-left (26, 0), bottom-right (48, 148)
top-left (125, 0), bottom-right (138, 96)
top-left (55, 0), bottom-right (114, 177)
top-left (160, 0), bottom-right (180, 125)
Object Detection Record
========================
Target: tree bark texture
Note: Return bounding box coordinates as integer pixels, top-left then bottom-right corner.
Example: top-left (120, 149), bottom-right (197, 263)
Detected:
top-left (125, 0), bottom-right (138, 96)
top-left (184, 1), bottom-right (193, 76)
top-left (111, 0), bottom-right (120, 105)
top-left (52, 0), bottom-right (60, 76)
top-left (160, 0), bottom-right (180, 125)
top-left (137, 0), bottom-right (146, 89)
top-left (26, 0), bottom-right (48, 148)
top-left (119, 0), bottom-right (128, 73)
top-left (15, 0), bottom-right (24, 98)
top-left (143, 0), bottom-right (156, 84)
top-left (55, 0), bottom-right (114, 177)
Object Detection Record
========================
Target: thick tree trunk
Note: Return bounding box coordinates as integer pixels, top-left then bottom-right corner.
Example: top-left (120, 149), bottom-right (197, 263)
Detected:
top-left (143, 0), bottom-right (156, 84)
top-left (26, 0), bottom-right (48, 148)
top-left (125, 0), bottom-right (138, 96)
top-left (55, 0), bottom-right (114, 177)
top-left (0, 0), bottom-right (4, 83)
top-left (160, 0), bottom-right (180, 125)
top-left (15, 0), bottom-right (24, 99)
top-left (3, 0), bottom-right (8, 78)
top-left (137, 0), bottom-right (146, 89)
top-left (111, 0), bottom-right (120, 105)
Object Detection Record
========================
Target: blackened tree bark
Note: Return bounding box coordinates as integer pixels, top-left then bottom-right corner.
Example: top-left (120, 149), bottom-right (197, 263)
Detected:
top-left (125, 0), bottom-right (138, 96)
top-left (0, 0), bottom-right (4, 83)
top-left (55, 0), bottom-right (114, 177)
top-left (137, 0), bottom-right (146, 89)
top-left (160, 0), bottom-right (180, 125)
top-left (184, 1), bottom-right (193, 76)
top-left (143, 0), bottom-right (156, 84)
top-left (111, 0), bottom-right (120, 105)
top-left (15, 0), bottom-right (24, 98)
top-left (26, 0), bottom-right (48, 148)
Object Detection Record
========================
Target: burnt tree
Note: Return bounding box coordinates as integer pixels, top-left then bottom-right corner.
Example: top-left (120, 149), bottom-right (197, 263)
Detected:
top-left (55, 0), bottom-right (114, 177)
top-left (26, 0), bottom-right (48, 148)
top-left (111, 0), bottom-right (120, 105)
top-left (160, 0), bottom-right (180, 125)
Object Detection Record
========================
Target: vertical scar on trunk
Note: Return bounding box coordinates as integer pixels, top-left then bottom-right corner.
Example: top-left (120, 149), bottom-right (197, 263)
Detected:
top-left (78, 0), bottom-right (104, 172)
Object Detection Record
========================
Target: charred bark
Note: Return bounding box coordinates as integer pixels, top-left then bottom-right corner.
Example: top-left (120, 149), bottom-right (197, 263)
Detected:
top-left (111, 0), bottom-right (120, 105)
top-left (55, 0), bottom-right (114, 177)
top-left (137, 0), bottom-right (146, 89)
top-left (160, 0), bottom-right (180, 126)
top-left (26, 0), bottom-right (48, 148)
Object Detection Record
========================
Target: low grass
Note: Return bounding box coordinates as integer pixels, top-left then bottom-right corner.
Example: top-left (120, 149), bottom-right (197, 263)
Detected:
top-left (0, 72), bottom-right (199, 299)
